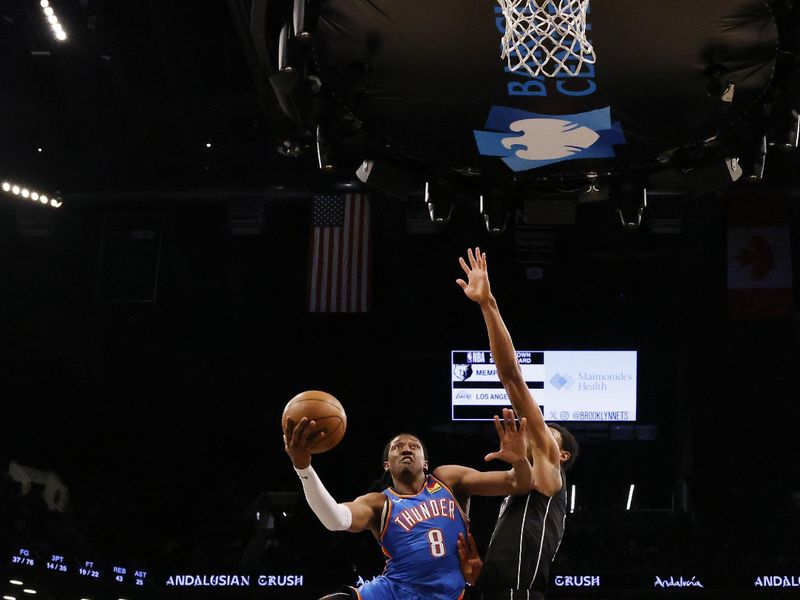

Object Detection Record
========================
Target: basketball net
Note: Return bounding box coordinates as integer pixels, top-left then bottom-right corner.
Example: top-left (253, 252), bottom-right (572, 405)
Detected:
top-left (497, 0), bottom-right (595, 78)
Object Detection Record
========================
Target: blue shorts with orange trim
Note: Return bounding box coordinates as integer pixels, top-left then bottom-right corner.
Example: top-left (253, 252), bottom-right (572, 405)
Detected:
top-left (355, 576), bottom-right (465, 600)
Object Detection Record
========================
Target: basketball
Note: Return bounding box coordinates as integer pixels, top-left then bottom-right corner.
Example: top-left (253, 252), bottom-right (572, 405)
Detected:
top-left (281, 390), bottom-right (347, 454)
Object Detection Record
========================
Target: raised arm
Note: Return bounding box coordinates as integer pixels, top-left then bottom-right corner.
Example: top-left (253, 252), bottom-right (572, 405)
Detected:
top-left (284, 416), bottom-right (382, 535)
top-left (434, 409), bottom-right (531, 497)
top-left (457, 248), bottom-right (562, 496)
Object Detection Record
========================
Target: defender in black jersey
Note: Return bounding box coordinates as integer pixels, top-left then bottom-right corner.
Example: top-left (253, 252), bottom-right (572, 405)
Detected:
top-left (456, 248), bottom-right (580, 600)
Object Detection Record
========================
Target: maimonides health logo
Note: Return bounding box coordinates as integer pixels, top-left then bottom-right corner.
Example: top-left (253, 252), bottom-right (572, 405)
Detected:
top-left (474, 105), bottom-right (626, 171)
top-left (549, 372), bottom-right (575, 391)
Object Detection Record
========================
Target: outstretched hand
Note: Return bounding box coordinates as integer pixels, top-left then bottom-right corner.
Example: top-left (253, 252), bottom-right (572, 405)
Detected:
top-left (456, 247), bottom-right (492, 305)
top-left (485, 408), bottom-right (528, 465)
top-left (457, 532), bottom-right (484, 586)
top-left (283, 416), bottom-right (325, 470)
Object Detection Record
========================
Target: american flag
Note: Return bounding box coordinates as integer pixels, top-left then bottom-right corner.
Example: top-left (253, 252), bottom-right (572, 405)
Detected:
top-left (307, 193), bottom-right (371, 313)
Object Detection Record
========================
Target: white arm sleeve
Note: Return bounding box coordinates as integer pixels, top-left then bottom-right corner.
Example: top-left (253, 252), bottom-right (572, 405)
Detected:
top-left (294, 465), bottom-right (353, 531)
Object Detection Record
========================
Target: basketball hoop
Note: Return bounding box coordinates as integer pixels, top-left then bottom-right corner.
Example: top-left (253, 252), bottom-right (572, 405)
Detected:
top-left (497, 0), bottom-right (596, 78)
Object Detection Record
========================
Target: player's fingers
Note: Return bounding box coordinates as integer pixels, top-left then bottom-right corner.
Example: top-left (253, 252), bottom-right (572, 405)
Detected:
top-left (458, 256), bottom-right (471, 276)
top-left (484, 451), bottom-right (501, 462)
top-left (481, 252), bottom-right (487, 270)
top-left (504, 408), bottom-right (517, 431)
top-left (519, 417), bottom-right (528, 432)
top-left (284, 417), bottom-right (297, 440)
top-left (475, 247), bottom-right (481, 268)
top-left (457, 537), bottom-right (466, 559)
top-left (456, 278), bottom-right (467, 290)
top-left (295, 418), bottom-right (313, 443)
top-left (492, 414), bottom-right (504, 438)
top-left (467, 247), bottom-right (477, 268)
top-left (306, 429), bottom-right (326, 446)
top-left (467, 532), bottom-right (478, 553)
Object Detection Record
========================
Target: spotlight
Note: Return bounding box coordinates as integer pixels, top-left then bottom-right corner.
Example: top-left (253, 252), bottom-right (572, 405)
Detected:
top-left (355, 159), bottom-right (419, 197)
top-left (783, 109), bottom-right (800, 150)
top-left (626, 484), bottom-right (635, 511)
top-left (570, 484), bottom-right (576, 514)
top-left (685, 157), bottom-right (742, 197)
top-left (480, 191), bottom-right (508, 235)
top-left (3, 595), bottom-right (16, 600)
top-left (21, 590), bottom-right (35, 595)
top-left (750, 135), bottom-right (767, 180)
top-left (2, 181), bottom-right (62, 209)
top-left (9, 581), bottom-right (23, 586)
top-left (41, 2), bottom-right (67, 41)
top-left (316, 124), bottom-right (335, 173)
top-left (425, 180), bottom-right (455, 225)
top-left (612, 183), bottom-right (647, 230)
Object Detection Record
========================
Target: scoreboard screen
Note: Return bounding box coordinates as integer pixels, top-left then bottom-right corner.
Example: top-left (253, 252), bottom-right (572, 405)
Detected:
top-left (451, 350), bottom-right (637, 422)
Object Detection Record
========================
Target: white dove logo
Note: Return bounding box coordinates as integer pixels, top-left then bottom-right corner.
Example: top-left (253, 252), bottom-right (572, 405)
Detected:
top-left (502, 118), bottom-right (600, 160)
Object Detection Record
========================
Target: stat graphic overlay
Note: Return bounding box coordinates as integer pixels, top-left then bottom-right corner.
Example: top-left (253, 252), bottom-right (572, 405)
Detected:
top-left (9, 548), bottom-right (149, 587)
top-left (451, 350), bottom-right (637, 421)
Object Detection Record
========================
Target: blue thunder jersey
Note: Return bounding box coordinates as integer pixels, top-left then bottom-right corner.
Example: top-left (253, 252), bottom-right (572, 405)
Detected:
top-left (376, 475), bottom-right (468, 600)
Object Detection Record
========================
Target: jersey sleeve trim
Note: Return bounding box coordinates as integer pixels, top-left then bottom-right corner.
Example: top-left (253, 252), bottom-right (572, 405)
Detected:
top-left (379, 496), bottom-right (392, 541)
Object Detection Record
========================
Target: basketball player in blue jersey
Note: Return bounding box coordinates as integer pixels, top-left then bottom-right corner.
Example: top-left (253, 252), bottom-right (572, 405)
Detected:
top-left (456, 247), bottom-right (580, 600)
top-left (284, 408), bottom-right (533, 600)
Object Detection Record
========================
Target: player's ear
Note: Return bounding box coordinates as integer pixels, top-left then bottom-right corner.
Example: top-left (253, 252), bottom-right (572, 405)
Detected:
top-left (560, 450), bottom-right (571, 464)
top-left (423, 461), bottom-right (429, 472)
top-left (383, 461), bottom-right (389, 472)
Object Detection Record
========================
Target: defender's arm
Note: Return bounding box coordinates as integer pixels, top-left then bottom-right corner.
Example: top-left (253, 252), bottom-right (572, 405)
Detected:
top-left (457, 248), bottom-right (562, 495)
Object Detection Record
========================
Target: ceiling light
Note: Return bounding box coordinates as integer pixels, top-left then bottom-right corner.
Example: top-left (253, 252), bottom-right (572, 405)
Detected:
top-left (11, 185), bottom-right (20, 195)
top-left (50, 199), bottom-right (62, 208)
top-left (3, 595), bottom-right (16, 600)
top-left (31, 192), bottom-right (39, 200)
top-left (21, 188), bottom-right (30, 198)
top-left (9, 581), bottom-right (23, 586)
top-left (40, 0), bottom-right (49, 7)
top-left (1, 182), bottom-right (10, 192)
top-left (47, 15), bottom-right (57, 24)
top-left (44, 6), bottom-right (54, 16)
top-left (21, 590), bottom-right (36, 595)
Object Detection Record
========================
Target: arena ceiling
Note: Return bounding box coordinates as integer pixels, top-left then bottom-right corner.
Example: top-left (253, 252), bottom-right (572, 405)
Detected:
top-left (1, 1), bottom-right (799, 202)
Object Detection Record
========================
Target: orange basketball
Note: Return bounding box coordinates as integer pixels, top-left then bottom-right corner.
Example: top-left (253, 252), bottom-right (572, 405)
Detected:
top-left (281, 390), bottom-right (347, 454)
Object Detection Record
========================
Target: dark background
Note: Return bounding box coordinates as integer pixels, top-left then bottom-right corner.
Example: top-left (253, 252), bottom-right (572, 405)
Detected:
top-left (1, 1), bottom-right (800, 598)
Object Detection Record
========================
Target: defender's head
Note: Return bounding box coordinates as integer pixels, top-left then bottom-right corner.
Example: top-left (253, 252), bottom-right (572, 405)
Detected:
top-left (547, 423), bottom-right (579, 471)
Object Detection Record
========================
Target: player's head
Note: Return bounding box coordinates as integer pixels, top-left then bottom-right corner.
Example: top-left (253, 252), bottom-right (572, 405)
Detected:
top-left (547, 423), bottom-right (579, 471)
top-left (382, 433), bottom-right (429, 480)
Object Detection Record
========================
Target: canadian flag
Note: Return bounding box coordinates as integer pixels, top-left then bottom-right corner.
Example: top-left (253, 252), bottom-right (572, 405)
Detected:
top-left (727, 199), bottom-right (793, 319)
